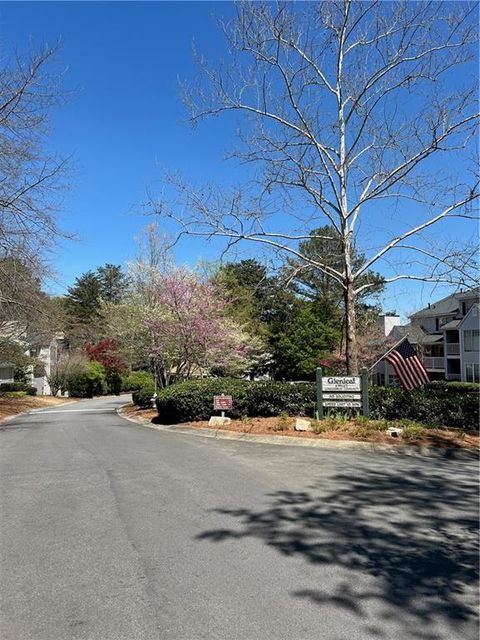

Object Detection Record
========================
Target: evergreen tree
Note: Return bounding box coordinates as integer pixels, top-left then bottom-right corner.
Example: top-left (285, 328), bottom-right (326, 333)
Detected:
top-left (285, 226), bottom-right (384, 312)
top-left (64, 271), bottom-right (102, 344)
top-left (66, 271), bottom-right (101, 322)
top-left (97, 264), bottom-right (127, 303)
top-left (272, 303), bottom-right (340, 381)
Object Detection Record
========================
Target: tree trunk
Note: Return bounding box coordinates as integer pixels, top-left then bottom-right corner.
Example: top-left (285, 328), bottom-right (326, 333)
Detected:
top-left (344, 282), bottom-right (358, 375)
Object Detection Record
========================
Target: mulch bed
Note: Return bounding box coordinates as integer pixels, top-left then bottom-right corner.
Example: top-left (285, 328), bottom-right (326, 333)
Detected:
top-left (0, 396), bottom-right (76, 421)
top-left (122, 405), bottom-right (479, 450)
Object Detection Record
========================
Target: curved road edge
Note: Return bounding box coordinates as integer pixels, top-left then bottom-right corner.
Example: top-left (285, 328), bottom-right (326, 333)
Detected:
top-left (116, 404), bottom-right (479, 461)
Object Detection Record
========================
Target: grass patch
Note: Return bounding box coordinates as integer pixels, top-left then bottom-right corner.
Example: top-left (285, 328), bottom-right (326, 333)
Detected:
top-left (240, 415), bottom-right (254, 433)
top-left (401, 422), bottom-right (427, 440)
top-left (273, 413), bottom-right (290, 432)
top-left (0, 391), bottom-right (27, 398)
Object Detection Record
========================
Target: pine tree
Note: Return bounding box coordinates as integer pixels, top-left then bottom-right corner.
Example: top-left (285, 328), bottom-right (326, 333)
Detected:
top-left (97, 264), bottom-right (127, 303)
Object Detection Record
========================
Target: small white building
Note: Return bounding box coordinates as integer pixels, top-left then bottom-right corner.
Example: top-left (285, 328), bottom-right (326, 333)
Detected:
top-left (27, 333), bottom-right (66, 395)
top-left (0, 327), bottom-right (66, 395)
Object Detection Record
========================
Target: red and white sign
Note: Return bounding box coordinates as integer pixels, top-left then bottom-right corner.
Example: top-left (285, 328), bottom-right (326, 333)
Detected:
top-left (213, 395), bottom-right (233, 411)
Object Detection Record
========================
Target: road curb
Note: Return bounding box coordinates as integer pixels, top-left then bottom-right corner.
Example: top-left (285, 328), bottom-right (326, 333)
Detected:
top-left (117, 407), bottom-right (479, 461)
top-left (0, 399), bottom-right (78, 425)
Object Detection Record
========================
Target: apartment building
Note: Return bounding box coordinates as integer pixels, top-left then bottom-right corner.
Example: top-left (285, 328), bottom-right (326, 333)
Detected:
top-left (0, 325), bottom-right (66, 395)
top-left (373, 287), bottom-right (480, 384)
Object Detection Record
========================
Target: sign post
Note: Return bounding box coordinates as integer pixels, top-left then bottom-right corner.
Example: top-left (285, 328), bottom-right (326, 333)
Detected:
top-left (361, 367), bottom-right (370, 418)
top-left (316, 367), bottom-right (323, 421)
top-left (316, 369), bottom-right (369, 419)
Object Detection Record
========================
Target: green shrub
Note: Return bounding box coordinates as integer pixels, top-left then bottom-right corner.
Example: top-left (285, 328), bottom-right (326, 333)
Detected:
top-left (369, 385), bottom-right (478, 430)
top-left (427, 380), bottom-right (480, 393)
top-left (155, 379), bottom-right (316, 424)
top-left (0, 382), bottom-right (27, 392)
top-left (122, 370), bottom-right (154, 392)
top-left (106, 371), bottom-right (122, 395)
top-left (132, 383), bottom-right (156, 408)
top-left (0, 382), bottom-right (37, 395)
top-left (66, 361), bottom-right (108, 398)
top-left (154, 378), bottom-right (478, 429)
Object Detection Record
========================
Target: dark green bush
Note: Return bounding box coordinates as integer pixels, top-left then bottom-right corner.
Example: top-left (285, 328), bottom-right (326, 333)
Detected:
top-left (155, 379), bottom-right (316, 424)
top-left (154, 378), bottom-right (478, 429)
top-left (427, 380), bottom-right (480, 393)
top-left (132, 383), bottom-right (156, 408)
top-left (106, 371), bottom-right (123, 395)
top-left (369, 385), bottom-right (478, 430)
top-left (66, 361), bottom-right (108, 398)
top-left (0, 382), bottom-right (27, 392)
top-left (122, 370), bottom-right (154, 392)
top-left (0, 382), bottom-right (37, 395)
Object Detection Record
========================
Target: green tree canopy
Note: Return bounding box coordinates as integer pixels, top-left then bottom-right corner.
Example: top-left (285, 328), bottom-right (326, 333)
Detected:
top-left (284, 226), bottom-right (384, 312)
top-left (97, 264), bottom-right (128, 303)
top-left (64, 264), bottom-right (127, 345)
top-left (66, 271), bottom-right (102, 323)
top-left (272, 303), bottom-right (341, 381)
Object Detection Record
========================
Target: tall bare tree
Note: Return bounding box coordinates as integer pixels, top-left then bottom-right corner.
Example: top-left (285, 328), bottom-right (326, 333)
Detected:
top-left (154, 0), bottom-right (479, 373)
top-left (0, 44), bottom-right (69, 332)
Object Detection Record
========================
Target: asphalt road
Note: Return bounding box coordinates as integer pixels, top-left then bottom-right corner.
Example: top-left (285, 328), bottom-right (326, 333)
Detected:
top-left (0, 396), bottom-right (478, 640)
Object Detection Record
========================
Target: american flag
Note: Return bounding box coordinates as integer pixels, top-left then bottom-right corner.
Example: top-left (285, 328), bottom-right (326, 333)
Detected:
top-left (385, 337), bottom-right (430, 390)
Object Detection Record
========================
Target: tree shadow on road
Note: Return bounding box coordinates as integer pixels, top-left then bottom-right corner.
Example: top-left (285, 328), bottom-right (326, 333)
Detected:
top-left (195, 463), bottom-right (479, 639)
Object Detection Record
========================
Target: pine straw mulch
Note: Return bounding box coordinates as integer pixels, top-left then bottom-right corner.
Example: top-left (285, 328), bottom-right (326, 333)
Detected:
top-left (0, 395), bottom-right (77, 421)
top-left (122, 405), bottom-right (479, 450)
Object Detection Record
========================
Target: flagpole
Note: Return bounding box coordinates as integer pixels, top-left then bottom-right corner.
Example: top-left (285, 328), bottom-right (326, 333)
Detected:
top-left (368, 335), bottom-right (408, 372)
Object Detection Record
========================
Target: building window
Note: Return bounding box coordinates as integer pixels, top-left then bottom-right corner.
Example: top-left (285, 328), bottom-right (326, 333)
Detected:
top-left (466, 363), bottom-right (479, 383)
top-left (464, 330), bottom-right (479, 352)
top-left (0, 366), bottom-right (14, 381)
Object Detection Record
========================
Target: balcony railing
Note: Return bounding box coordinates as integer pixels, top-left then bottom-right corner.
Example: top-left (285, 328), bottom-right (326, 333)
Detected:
top-left (446, 343), bottom-right (460, 355)
top-left (445, 373), bottom-right (461, 381)
top-left (423, 357), bottom-right (445, 370)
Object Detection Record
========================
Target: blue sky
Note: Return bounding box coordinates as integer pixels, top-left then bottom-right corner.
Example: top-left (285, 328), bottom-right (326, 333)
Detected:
top-left (1, 1), bottom-right (477, 320)
top-left (1, 2), bottom-right (239, 285)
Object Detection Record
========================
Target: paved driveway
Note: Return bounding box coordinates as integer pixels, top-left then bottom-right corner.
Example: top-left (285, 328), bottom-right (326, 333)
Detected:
top-left (1, 396), bottom-right (478, 640)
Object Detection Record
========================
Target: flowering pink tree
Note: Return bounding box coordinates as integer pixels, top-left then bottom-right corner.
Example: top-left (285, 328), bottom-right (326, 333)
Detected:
top-left (319, 326), bottom-right (396, 375)
top-left (146, 267), bottom-right (258, 387)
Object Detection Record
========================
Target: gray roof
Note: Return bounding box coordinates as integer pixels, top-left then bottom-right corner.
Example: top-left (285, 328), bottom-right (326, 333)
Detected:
top-left (457, 286), bottom-right (480, 301)
top-left (390, 324), bottom-right (426, 344)
top-left (441, 319), bottom-right (461, 331)
top-left (390, 324), bottom-right (444, 345)
top-left (410, 286), bottom-right (479, 319)
top-left (410, 293), bottom-right (459, 319)
top-left (420, 334), bottom-right (444, 344)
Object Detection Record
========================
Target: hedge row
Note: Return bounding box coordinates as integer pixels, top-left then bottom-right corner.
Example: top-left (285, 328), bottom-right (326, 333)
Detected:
top-left (132, 384), bottom-right (156, 409)
top-left (155, 379), bottom-right (315, 423)
top-left (154, 379), bottom-right (478, 430)
top-left (0, 382), bottom-right (37, 395)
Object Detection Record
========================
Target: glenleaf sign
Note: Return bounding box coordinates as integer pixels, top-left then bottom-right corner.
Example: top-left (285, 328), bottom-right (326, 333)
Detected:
top-left (316, 369), bottom-right (369, 420)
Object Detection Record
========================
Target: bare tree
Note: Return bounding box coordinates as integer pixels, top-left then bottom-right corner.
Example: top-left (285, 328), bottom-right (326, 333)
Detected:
top-left (153, 0), bottom-right (479, 373)
top-left (0, 44), bottom-right (70, 331)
